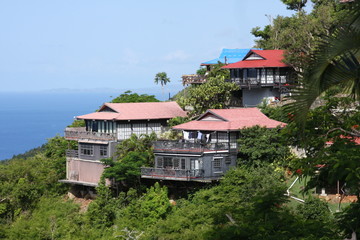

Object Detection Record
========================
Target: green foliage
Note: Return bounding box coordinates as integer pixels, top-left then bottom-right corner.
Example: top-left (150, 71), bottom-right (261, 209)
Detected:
top-left (5, 196), bottom-right (81, 240)
top-left (207, 62), bottom-right (230, 79)
top-left (296, 197), bottom-right (331, 221)
top-left (281, 0), bottom-right (307, 11)
top-left (287, 3), bottom-right (359, 126)
top-left (115, 183), bottom-right (171, 233)
top-left (196, 67), bottom-right (207, 76)
top-left (148, 164), bottom-right (338, 239)
top-left (258, 101), bottom-right (292, 123)
top-left (154, 72), bottom-right (170, 87)
top-left (67, 119), bottom-right (85, 127)
top-left (167, 116), bottom-right (189, 127)
top-left (336, 202), bottom-right (360, 239)
top-left (0, 136), bottom-right (73, 224)
top-left (102, 133), bottom-right (156, 189)
top-left (178, 76), bottom-right (239, 117)
top-left (110, 90), bottom-right (159, 103)
top-left (237, 126), bottom-right (292, 167)
top-left (103, 152), bottom-right (150, 189)
top-left (252, 0), bottom-right (349, 74)
top-left (114, 133), bottom-right (156, 161)
top-left (86, 179), bottom-right (117, 228)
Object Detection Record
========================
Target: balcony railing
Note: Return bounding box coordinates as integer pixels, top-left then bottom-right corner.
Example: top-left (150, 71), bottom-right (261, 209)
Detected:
top-left (228, 76), bottom-right (292, 87)
top-left (153, 140), bottom-right (237, 153)
top-left (65, 127), bottom-right (116, 141)
top-left (66, 149), bottom-right (79, 158)
top-left (182, 74), bottom-right (207, 85)
top-left (141, 167), bottom-right (205, 181)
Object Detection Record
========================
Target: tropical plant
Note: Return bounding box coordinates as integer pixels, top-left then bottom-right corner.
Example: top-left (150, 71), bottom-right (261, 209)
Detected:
top-left (110, 90), bottom-right (159, 103)
top-left (287, 3), bottom-right (360, 132)
top-left (154, 72), bottom-right (170, 87)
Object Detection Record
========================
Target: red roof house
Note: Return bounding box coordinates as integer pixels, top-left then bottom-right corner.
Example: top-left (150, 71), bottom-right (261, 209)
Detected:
top-left (77, 101), bottom-right (187, 121)
top-left (173, 108), bottom-right (286, 131)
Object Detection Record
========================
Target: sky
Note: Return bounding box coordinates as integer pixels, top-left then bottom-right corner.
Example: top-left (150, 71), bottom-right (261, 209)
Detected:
top-left (0, 0), bottom-right (312, 94)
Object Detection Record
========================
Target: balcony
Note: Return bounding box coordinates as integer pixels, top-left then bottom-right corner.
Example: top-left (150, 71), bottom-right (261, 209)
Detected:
top-left (153, 140), bottom-right (237, 153)
top-left (228, 76), bottom-right (292, 88)
top-left (141, 167), bottom-right (217, 181)
top-left (64, 127), bottom-right (116, 141)
top-left (182, 74), bottom-right (207, 85)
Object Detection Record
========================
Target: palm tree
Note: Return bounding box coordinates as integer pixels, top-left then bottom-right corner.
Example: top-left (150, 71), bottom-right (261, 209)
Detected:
top-left (287, 3), bottom-right (360, 136)
top-left (154, 72), bottom-right (171, 100)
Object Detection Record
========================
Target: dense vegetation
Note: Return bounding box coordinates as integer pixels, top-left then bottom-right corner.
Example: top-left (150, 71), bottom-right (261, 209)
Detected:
top-left (1, 1), bottom-right (359, 239)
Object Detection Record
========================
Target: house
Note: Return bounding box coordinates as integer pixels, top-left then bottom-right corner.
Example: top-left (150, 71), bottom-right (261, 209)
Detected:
top-left (60, 101), bottom-right (187, 187)
top-left (141, 108), bottom-right (286, 182)
top-left (222, 49), bottom-right (294, 107)
top-left (182, 48), bottom-right (257, 85)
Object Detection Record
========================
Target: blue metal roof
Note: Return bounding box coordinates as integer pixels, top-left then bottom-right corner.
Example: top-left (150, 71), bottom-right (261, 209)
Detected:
top-left (201, 48), bottom-right (261, 65)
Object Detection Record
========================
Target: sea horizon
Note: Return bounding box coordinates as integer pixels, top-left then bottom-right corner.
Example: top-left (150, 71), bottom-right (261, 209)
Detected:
top-left (0, 86), bottom-right (183, 160)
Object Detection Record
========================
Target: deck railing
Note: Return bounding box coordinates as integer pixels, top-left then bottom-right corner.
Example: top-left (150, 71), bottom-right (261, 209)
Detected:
top-left (182, 74), bottom-right (207, 85)
top-left (141, 167), bottom-right (204, 180)
top-left (65, 127), bottom-right (116, 141)
top-left (66, 149), bottom-right (79, 158)
top-left (153, 140), bottom-right (237, 152)
top-left (227, 76), bottom-right (291, 87)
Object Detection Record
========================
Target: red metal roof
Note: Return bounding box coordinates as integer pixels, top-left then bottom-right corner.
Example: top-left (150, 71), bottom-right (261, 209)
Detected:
top-left (173, 108), bottom-right (286, 131)
top-left (77, 102), bottom-right (187, 121)
top-left (222, 50), bottom-right (289, 69)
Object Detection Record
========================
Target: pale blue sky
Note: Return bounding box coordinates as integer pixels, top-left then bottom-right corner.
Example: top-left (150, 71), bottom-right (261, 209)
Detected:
top-left (0, 1), bottom-right (312, 93)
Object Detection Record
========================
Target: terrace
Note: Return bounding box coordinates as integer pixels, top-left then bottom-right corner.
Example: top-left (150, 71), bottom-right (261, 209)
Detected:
top-left (153, 140), bottom-right (237, 154)
top-left (141, 167), bottom-right (219, 182)
top-left (64, 127), bottom-right (116, 141)
top-left (182, 74), bottom-right (207, 85)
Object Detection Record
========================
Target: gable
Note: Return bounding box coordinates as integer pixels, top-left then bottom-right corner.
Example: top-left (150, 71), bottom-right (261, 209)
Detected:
top-left (99, 106), bottom-right (117, 113)
top-left (200, 115), bottom-right (224, 121)
top-left (244, 52), bottom-right (264, 60)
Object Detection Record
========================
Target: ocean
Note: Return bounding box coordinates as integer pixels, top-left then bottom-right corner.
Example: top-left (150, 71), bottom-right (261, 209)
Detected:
top-left (0, 90), bottom-right (177, 160)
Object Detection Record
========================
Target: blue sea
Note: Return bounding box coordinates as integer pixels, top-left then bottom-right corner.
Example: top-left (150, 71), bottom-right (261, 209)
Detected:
top-left (0, 90), bottom-right (177, 160)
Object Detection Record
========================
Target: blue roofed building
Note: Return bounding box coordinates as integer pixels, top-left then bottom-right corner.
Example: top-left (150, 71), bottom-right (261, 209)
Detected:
top-left (201, 48), bottom-right (258, 67)
top-left (182, 48), bottom-right (259, 85)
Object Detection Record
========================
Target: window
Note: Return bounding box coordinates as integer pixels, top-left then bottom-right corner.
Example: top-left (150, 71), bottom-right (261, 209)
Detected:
top-left (100, 145), bottom-right (108, 157)
top-left (225, 157), bottom-right (232, 165)
top-left (80, 145), bottom-right (93, 156)
top-left (248, 69), bottom-right (257, 79)
top-left (156, 157), bottom-right (163, 168)
top-left (133, 123), bottom-right (147, 136)
top-left (213, 158), bottom-right (222, 168)
top-left (173, 158), bottom-right (180, 169)
top-left (164, 157), bottom-right (173, 168)
top-left (181, 159), bottom-right (186, 170)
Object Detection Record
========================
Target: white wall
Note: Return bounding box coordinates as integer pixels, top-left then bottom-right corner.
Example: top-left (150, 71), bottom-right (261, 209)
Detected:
top-left (242, 88), bottom-right (280, 107)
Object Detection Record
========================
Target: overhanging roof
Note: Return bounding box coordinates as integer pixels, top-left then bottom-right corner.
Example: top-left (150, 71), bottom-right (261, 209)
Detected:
top-left (77, 102), bottom-right (187, 121)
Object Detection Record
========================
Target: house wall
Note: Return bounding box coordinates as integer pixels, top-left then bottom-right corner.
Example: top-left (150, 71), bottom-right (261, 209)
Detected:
top-left (242, 88), bottom-right (280, 107)
top-left (154, 152), bottom-right (237, 179)
top-left (67, 158), bottom-right (105, 184)
top-left (116, 119), bottom-right (168, 140)
top-left (78, 142), bottom-right (117, 161)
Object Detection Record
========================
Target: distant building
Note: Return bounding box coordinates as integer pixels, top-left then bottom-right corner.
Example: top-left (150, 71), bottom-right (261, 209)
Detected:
top-left (60, 102), bottom-right (187, 187)
top-left (141, 108), bottom-right (286, 182)
top-left (222, 49), bottom-right (294, 107)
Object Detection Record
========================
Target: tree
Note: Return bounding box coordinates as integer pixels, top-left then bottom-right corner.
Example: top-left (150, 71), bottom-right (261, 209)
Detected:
top-left (288, 3), bottom-right (360, 128)
top-left (154, 72), bottom-right (170, 87)
top-left (237, 126), bottom-right (292, 167)
top-left (251, 1), bottom-right (349, 74)
top-left (110, 90), bottom-right (159, 103)
top-left (177, 76), bottom-right (239, 117)
top-left (281, 0), bottom-right (308, 11)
